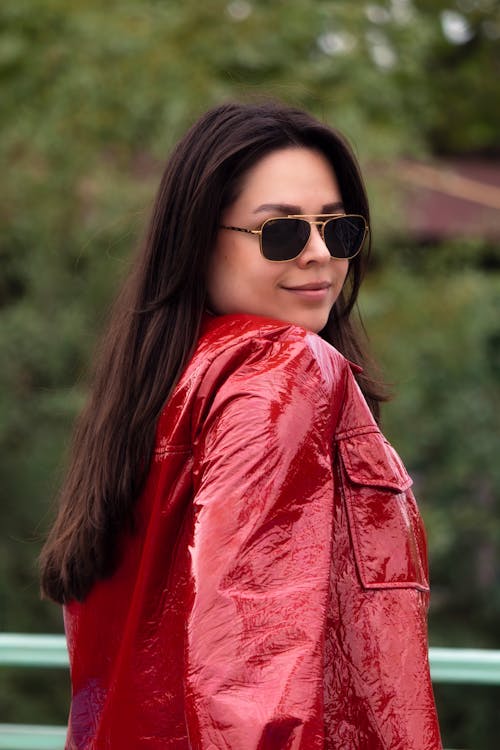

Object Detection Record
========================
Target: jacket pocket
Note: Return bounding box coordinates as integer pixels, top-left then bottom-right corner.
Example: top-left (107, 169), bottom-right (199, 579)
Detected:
top-left (337, 428), bottom-right (429, 592)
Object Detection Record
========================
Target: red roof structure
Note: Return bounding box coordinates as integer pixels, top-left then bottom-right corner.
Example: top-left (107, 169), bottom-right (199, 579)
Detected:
top-left (397, 159), bottom-right (500, 241)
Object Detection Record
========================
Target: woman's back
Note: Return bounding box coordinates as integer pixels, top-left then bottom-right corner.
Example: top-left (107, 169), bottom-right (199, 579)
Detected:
top-left (64, 313), bottom-right (439, 749)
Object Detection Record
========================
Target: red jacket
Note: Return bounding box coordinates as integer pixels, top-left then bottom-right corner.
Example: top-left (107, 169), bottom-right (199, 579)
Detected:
top-left (64, 313), bottom-right (442, 749)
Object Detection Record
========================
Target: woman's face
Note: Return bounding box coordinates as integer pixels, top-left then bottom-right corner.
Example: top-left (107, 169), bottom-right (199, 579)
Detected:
top-left (207, 146), bottom-right (349, 333)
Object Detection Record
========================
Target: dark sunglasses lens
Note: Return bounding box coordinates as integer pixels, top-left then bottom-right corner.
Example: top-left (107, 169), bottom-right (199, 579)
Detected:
top-left (324, 215), bottom-right (366, 259)
top-left (261, 218), bottom-right (310, 261)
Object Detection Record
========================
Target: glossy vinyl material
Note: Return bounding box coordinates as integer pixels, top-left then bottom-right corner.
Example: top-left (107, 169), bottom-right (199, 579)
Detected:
top-left (64, 313), bottom-right (442, 749)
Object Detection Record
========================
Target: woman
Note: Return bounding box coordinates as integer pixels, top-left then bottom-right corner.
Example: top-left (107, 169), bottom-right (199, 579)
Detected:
top-left (40, 101), bottom-right (442, 749)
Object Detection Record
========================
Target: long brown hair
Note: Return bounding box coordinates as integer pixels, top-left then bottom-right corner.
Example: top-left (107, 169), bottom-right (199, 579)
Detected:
top-left (40, 100), bottom-right (387, 604)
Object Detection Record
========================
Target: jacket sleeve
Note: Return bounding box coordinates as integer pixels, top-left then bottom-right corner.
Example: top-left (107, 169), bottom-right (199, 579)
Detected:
top-left (184, 334), bottom-right (343, 750)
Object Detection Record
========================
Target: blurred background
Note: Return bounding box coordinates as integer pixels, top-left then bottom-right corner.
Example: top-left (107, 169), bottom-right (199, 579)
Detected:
top-left (0, 0), bottom-right (499, 746)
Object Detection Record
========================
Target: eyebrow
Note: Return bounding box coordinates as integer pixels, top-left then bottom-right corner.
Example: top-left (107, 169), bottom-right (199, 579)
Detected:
top-left (253, 201), bottom-right (345, 215)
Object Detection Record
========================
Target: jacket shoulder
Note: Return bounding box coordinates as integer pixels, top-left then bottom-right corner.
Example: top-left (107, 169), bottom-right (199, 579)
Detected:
top-left (155, 313), bottom-right (368, 451)
top-left (194, 313), bottom-right (350, 390)
top-left (154, 314), bottom-right (349, 446)
top-left (198, 312), bottom-right (310, 350)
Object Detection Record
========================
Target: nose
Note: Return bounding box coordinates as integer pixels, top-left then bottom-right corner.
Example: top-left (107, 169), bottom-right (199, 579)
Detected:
top-left (295, 223), bottom-right (331, 266)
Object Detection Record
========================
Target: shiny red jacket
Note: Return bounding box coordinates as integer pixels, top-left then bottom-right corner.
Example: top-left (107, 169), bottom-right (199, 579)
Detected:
top-left (64, 313), bottom-right (442, 749)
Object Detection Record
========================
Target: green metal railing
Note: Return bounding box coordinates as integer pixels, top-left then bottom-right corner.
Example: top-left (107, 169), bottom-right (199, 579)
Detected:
top-left (0, 635), bottom-right (68, 750)
top-left (1, 633), bottom-right (500, 749)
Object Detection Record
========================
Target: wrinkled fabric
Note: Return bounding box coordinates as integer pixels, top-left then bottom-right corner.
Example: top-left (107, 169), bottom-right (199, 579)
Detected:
top-left (64, 312), bottom-right (442, 749)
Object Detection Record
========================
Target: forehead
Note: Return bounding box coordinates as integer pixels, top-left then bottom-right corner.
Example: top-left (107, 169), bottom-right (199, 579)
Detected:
top-left (236, 146), bottom-right (341, 204)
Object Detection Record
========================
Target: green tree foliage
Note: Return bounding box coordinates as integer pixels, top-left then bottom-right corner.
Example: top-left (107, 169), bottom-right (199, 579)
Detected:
top-left (1, 0), bottom-right (499, 745)
top-left (416, 0), bottom-right (500, 153)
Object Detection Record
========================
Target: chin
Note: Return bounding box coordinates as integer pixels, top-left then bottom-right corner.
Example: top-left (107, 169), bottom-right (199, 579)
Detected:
top-left (289, 313), bottom-right (329, 334)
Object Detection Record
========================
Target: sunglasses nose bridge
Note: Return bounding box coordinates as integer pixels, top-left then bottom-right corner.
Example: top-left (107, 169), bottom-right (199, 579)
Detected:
top-left (317, 220), bottom-right (327, 244)
top-left (309, 221), bottom-right (326, 250)
top-left (298, 219), bottom-right (331, 261)
top-left (306, 219), bottom-right (327, 243)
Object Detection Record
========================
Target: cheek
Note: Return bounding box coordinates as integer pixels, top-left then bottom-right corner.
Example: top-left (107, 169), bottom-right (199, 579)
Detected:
top-left (207, 231), bottom-right (286, 315)
top-left (206, 251), bottom-right (228, 307)
top-left (339, 260), bottom-right (349, 285)
top-left (206, 240), bottom-right (246, 312)
top-left (330, 261), bottom-right (349, 305)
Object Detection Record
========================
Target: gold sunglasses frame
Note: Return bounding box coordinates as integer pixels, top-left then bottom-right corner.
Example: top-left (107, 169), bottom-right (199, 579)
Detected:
top-left (220, 213), bottom-right (369, 262)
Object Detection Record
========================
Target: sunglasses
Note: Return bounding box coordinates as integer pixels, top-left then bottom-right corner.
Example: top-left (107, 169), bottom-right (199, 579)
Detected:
top-left (220, 213), bottom-right (368, 262)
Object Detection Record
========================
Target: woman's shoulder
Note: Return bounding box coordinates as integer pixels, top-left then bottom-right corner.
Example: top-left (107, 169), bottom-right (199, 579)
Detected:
top-left (198, 311), bottom-right (337, 358)
top-left (158, 313), bottom-right (367, 449)
top-left (199, 311), bottom-right (310, 349)
top-left (194, 312), bottom-right (358, 388)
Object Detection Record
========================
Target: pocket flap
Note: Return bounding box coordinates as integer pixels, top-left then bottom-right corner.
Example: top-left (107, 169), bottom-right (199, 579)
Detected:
top-left (338, 430), bottom-right (413, 492)
top-left (336, 430), bottom-right (428, 591)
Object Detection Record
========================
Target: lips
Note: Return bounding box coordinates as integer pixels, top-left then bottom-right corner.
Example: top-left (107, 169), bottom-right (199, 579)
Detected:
top-left (282, 281), bottom-right (331, 291)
